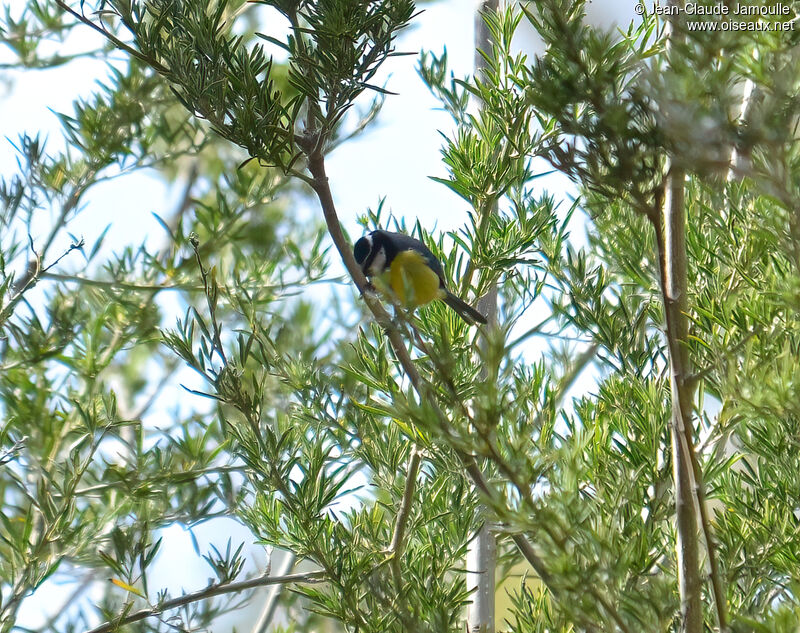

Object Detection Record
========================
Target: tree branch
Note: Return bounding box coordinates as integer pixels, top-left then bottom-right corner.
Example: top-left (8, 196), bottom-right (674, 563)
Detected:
top-left (655, 165), bottom-right (704, 633)
top-left (83, 571), bottom-right (325, 633)
top-left (387, 446), bottom-right (422, 585)
top-left (0, 239), bottom-right (84, 325)
top-left (469, 5), bottom-right (499, 632)
top-left (655, 4), bottom-right (728, 630)
top-left (53, 0), bottom-right (170, 75)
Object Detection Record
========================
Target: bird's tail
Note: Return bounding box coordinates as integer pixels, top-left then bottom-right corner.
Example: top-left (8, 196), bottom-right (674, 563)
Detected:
top-left (443, 290), bottom-right (488, 325)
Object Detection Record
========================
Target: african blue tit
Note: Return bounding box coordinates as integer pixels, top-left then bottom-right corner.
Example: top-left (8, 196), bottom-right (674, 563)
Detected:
top-left (353, 229), bottom-right (487, 325)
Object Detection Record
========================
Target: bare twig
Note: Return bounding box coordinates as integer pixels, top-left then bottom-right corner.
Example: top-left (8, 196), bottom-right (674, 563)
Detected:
top-left (82, 571), bottom-right (325, 633)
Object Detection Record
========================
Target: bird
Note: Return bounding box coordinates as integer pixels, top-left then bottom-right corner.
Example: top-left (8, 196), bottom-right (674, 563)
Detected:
top-left (353, 229), bottom-right (487, 325)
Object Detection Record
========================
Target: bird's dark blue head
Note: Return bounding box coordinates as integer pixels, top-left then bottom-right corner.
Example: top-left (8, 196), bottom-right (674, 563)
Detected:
top-left (353, 234), bottom-right (373, 272)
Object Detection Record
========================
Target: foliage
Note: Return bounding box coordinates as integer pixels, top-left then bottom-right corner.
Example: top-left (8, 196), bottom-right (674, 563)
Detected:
top-left (2, 0), bottom-right (800, 632)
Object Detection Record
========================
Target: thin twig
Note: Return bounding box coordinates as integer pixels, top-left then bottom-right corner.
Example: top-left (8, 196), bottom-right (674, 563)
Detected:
top-left (688, 445), bottom-right (728, 632)
top-left (41, 272), bottom-right (199, 292)
top-left (552, 343), bottom-right (598, 408)
top-left (504, 315), bottom-right (554, 351)
top-left (82, 571), bottom-right (325, 633)
top-left (70, 465), bottom-right (245, 497)
top-left (0, 49), bottom-right (110, 70)
top-left (0, 239), bottom-right (84, 325)
top-left (387, 446), bottom-right (422, 586)
top-left (168, 160), bottom-right (200, 235)
top-left (129, 360), bottom-right (181, 420)
top-left (190, 234), bottom-right (227, 365)
top-left (53, 0), bottom-right (170, 75)
top-left (41, 271), bottom-right (342, 293)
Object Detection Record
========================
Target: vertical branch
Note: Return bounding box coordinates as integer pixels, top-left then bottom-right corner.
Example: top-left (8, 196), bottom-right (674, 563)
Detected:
top-left (466, 519), bottom-right (496, 633)
top-left (655, 3), bottom-right (727, 631)
top-left (658, 165), bottom-right (703, 633)
top-left (467, 3), bottom-right (499, 633)
top-left (388, 447), bottom-right (422, 586)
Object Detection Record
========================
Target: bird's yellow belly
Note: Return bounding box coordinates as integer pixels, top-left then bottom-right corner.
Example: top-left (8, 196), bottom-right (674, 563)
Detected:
top-left (386, 250), bottom-right (443, 308)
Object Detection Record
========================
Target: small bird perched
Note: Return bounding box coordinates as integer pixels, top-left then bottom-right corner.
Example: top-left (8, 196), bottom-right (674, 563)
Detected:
top-left (353, 229), bottom-right (487, 325)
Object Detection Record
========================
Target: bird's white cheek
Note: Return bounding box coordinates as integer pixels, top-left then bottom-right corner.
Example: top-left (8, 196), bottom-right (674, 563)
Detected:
top-left (367, 248), bottom-right (386, 276)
